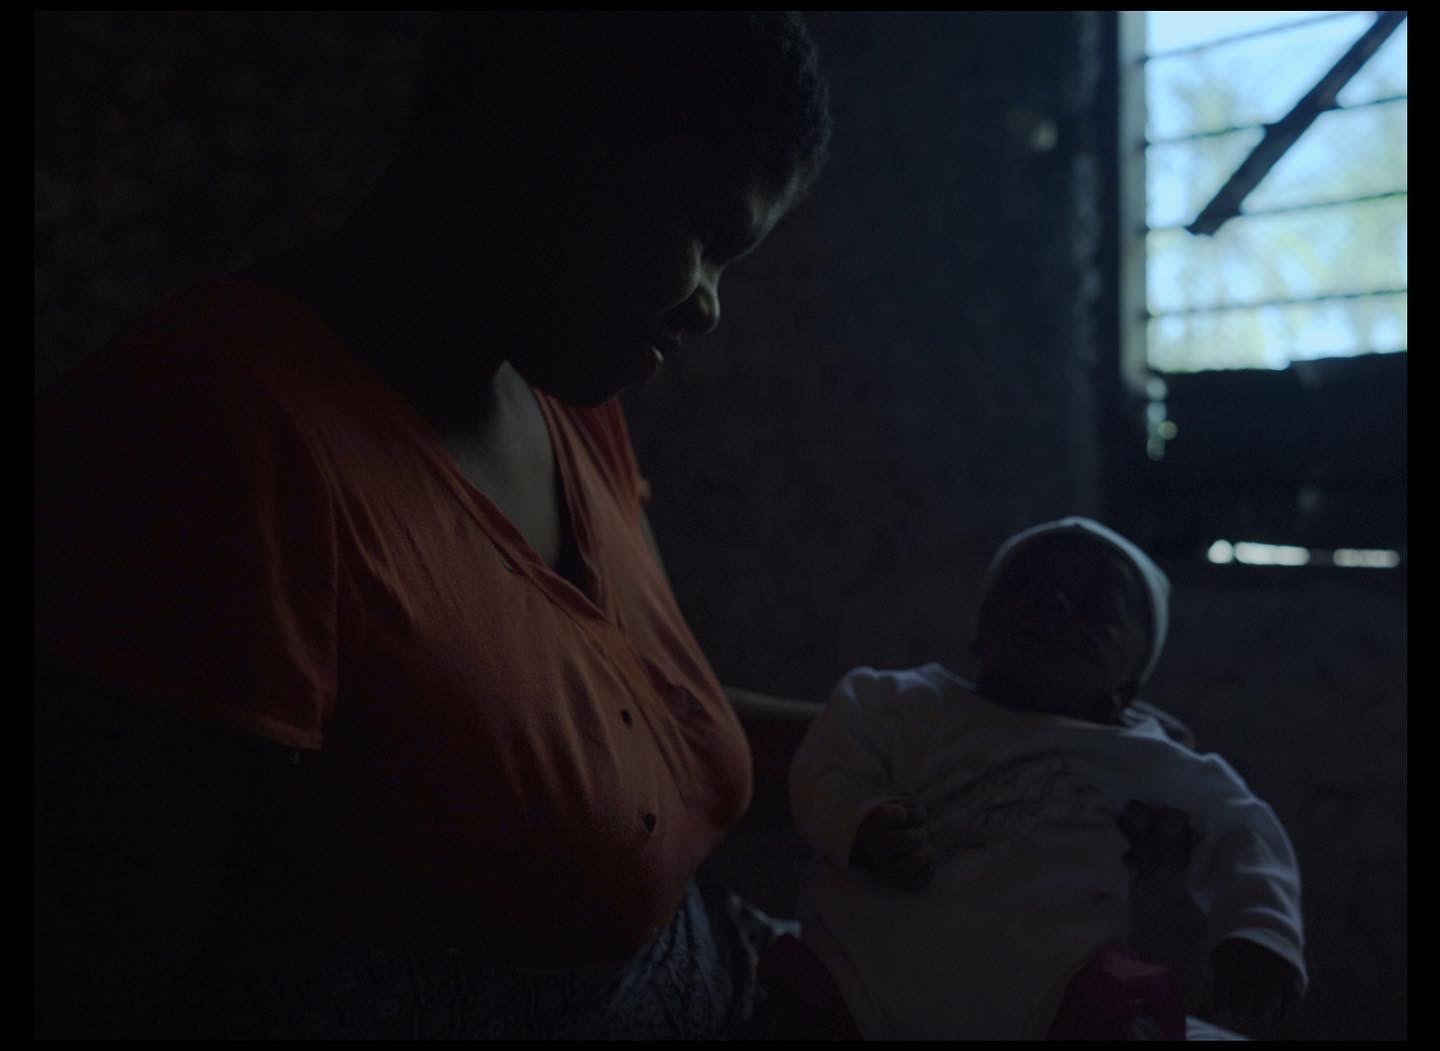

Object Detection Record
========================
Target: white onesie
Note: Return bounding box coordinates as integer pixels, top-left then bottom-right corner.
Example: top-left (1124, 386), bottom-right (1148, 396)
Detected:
top-left (789, 662), bottom-right (1307, 1040)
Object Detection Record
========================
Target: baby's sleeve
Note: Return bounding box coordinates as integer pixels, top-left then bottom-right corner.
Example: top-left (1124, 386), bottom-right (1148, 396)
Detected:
top-left (1165, 749), bottom-right (1309, 990)
top-left (789, 666), bottom-right (909, 869)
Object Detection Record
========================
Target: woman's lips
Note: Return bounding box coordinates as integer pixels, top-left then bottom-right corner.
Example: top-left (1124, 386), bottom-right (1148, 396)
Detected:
top-left (639, 337), bottom-right (679, 383)
top-left (643, 342), bottom-right (665, 382)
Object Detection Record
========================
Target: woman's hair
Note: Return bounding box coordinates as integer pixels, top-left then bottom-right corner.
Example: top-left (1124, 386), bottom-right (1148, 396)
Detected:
top-left (408, 11), bottom-right (832, 193)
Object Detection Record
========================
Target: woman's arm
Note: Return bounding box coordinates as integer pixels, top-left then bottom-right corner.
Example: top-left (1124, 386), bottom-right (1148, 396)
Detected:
top-left (723, 685), bottom-right (824, 818)
top-left (637, 512), bottom-right (823, 814)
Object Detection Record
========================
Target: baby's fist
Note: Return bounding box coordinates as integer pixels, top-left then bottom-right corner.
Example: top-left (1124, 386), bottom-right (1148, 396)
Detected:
top-left (1210, 937), bottom-right (1303, 1025)
top-left (850, 796), bottom-right (934, 891)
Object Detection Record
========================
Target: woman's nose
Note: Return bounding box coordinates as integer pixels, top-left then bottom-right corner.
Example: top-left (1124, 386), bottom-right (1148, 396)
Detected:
top-left (675, 276), bottom-right (720, 337)
top-left (692, 281), bottom-right (720, 335)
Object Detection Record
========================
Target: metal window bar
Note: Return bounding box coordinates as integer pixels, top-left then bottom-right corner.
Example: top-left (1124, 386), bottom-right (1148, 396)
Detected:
top-left (1145, 287), bottom-right (1406, 320)
top-left (1152, 351), bottom-right (1406, 376)
top-left (1142, 10), bottom-right (1363, 62)
top-left (1144, 94), bottom-right (1407, 148)
top-left (1145, 189), bottom-right (1407, 233)
top-left (1128, 11), bottom-right (1409, 382)
top-left (1187, 11), bottom-right (1407, 237)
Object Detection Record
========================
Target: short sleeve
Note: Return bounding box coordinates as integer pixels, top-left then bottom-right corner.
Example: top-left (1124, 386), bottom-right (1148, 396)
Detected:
top-left (1166, 751), bottom-right (1308, 987)
top-left (35, 340), bottom-right (338, 751)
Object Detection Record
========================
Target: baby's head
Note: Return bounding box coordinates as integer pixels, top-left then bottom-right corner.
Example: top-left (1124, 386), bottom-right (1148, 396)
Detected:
top-left (970, 517), bottom-right (1170, 723)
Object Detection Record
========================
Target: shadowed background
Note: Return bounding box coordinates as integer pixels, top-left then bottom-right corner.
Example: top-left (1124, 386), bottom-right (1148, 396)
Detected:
top-left (34, 11), bottom-right (1405, 1040)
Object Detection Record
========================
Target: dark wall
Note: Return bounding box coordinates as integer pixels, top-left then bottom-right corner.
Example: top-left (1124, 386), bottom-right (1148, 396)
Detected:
top-left (34, 12), bottom-right (429, 394)
top-left (624, 12), bottom-right (1110, 701)
top-left (34, 11), bottom-right (1405, 1041)
top-left (1143, 564), bottom-right (1407, 1040)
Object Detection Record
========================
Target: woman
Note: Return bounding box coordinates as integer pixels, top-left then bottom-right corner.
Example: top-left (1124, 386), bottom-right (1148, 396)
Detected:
top-left (35, 12), bottom-right (1188, 1038)
top-left (36, 12), bottom-right (831, 1039)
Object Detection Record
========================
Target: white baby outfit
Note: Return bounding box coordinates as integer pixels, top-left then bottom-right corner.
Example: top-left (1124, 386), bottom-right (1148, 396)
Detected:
top-left (789, 519), bottom-right (1305, 1040)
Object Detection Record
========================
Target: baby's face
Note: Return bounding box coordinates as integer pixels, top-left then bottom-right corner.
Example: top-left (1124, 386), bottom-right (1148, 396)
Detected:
top-left (974, 536), bottom-right (1151, 715)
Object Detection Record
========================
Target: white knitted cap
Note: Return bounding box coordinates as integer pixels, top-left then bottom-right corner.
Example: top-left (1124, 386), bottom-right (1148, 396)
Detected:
top-left (975, 516), bottom-right (1171, 683)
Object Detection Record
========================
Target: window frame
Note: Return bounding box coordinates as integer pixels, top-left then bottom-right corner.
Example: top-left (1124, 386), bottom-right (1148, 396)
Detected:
top-left (1102, 11), bottom-right (1407, 564)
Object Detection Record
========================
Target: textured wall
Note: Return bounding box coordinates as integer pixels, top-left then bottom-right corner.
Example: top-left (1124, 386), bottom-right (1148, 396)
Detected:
top-left (34, 11), bottom-right (429, 394)
top-left (623, 12), bottom-right (1110, 701)
top-left (1144, 565), bottom-right (1407, 1041)
top-left (630, 14), bottom-right (1406, 1041)
top-left (34, 11), bottom-right (1405, 1041)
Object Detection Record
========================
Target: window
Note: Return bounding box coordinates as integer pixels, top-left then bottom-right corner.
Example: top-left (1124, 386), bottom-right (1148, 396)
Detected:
top-left (1112, 11), bottom-right (1407, 562)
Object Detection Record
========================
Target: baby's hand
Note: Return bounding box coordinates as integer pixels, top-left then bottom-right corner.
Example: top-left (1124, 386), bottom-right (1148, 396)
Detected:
top-left (1210, 937), bottom-right (1304, 1025)
top-left (849, 797), bottom-right (934, 891)
top-left (1118, 801), bottom-right (1196, 876)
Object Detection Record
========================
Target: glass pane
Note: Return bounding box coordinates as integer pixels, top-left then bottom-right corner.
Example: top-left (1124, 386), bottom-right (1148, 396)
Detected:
top-left (1146, 129), bottom-right (1263, 230)
top-left (1147, 294), bottom-right (1406, 372)
top-left (1147, 103), bottom-right (1406, 231)
top-left (1146, 11), bottom-right (1340, 56)
top-left (1338, 18), bottom-right (1407, 105)
top-left (1147, 196), bottom-right (1408, 314)
top-left (1147, 11), bottom-right (1373, 141)
top-left (1246, 102), bottom-right (1407, 211)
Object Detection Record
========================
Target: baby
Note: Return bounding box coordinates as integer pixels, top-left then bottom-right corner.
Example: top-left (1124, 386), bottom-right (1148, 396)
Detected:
top-left (788, 516), bottom-right (1306, 1040)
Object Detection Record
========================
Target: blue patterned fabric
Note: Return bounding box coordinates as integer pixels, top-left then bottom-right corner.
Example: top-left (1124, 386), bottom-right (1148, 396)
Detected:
top-left (219, 877), bottom-right (798, 1040)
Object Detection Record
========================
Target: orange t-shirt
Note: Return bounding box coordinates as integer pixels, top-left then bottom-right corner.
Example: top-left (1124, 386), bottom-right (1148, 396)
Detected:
top-left (35, 278), bottom-right (753, 966)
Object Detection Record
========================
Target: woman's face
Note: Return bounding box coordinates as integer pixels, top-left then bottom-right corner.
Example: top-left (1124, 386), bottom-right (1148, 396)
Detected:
top-left (487, 106), bottom-right (803, 407)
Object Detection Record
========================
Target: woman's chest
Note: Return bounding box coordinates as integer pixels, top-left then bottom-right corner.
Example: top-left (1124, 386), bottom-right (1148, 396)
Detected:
top-left (302, 411), bottom-right (754, 908)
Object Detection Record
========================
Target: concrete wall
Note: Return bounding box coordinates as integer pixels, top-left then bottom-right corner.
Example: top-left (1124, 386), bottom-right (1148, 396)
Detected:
top-left (34, 12), bottom-right (429, 394)
top-left (625, 12), bottom-right (1109, 700)
top-left (34, 11), bottom-right (1406, 1040)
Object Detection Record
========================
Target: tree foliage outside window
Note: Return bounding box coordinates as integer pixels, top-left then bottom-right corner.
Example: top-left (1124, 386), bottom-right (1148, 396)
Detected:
top-left (1144, 11), bottom-right (1407, 373)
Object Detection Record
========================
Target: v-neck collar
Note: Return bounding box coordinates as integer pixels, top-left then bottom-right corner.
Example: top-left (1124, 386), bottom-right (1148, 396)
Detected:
top-left (238, 274), bottom-right (613, 624)
top-left (401, 383), bottom-right (609, 621)
top-left (406, 382), bottom-right (607, 613)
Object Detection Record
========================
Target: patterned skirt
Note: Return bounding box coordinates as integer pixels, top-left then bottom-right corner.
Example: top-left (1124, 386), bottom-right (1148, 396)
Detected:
top-left (218, 876), bottom-right (798, 1040)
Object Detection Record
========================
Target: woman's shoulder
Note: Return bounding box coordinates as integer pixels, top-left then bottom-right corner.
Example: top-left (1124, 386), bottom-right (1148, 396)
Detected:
top-left (35, 277), bottom-right (350, 558)
top-left (47, 278), bottom-right (308, 395)
top-left (39, 276), bottom-right (387, 465)
top-left (140, 276), bottom-right (357, 392)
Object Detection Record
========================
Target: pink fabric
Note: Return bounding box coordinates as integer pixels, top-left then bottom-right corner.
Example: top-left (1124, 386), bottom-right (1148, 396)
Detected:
top-left (1046, 944), bottom-right (1186, 1041)
top-left (759, 934), bottom-right (863, 1040)
top-left (35, 277), bottom-right (752, 965)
